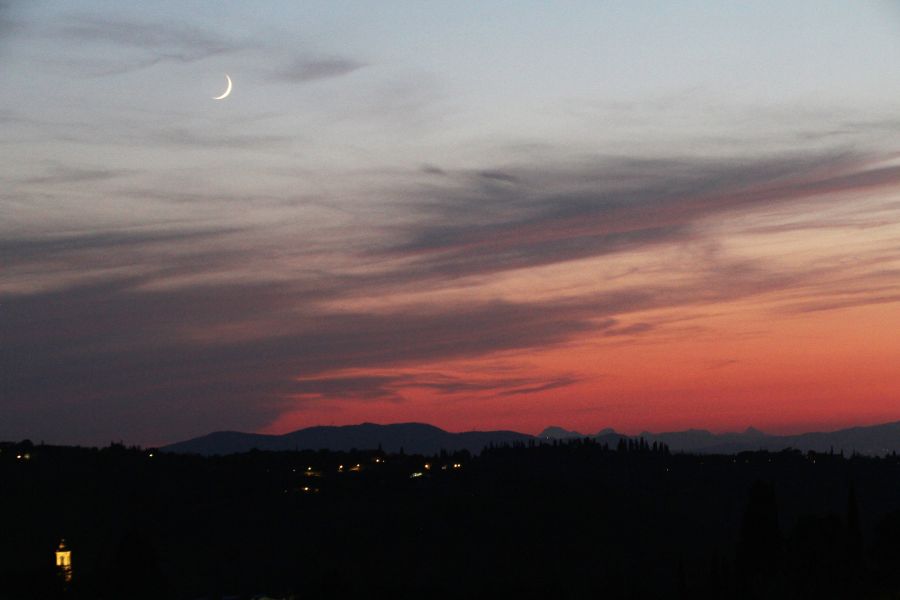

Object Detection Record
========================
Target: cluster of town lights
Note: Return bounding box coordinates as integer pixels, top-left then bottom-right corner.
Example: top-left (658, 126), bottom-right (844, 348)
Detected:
top-left (297, 458), bottom-right (462, 480)
top-left (412, 462), bottom-right (462, 477)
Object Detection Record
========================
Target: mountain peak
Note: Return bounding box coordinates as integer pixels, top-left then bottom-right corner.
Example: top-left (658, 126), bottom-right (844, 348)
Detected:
top-left (539, 426), bottom-right (586, 439)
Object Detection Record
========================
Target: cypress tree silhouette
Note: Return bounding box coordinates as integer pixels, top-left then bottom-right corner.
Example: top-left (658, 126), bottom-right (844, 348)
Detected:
top-left (709, 552), bottom-right (724, 599)
top-left (846, 483), bottom-right (864, 591)
top-left (103, 529), bottom-right (168, 600)
top-left (736, 481), bottom-right (783, 599)
top-left (788, 514), bottom-right (847, 600)
top-left (676, 557), bottom-right (688, 600)
top-left (847, 484), bottom-right (862, 559)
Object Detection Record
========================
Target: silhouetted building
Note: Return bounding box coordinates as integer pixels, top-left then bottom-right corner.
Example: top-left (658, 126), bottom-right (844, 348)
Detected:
top-left (55, 539), bottom-right (72, 583)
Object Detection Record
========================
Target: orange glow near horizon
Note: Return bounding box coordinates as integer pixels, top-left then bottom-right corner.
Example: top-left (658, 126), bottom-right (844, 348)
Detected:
top-left (265, 212), bottom-right (900, 438)
top-left (265, 298), bottom-right (900, 437)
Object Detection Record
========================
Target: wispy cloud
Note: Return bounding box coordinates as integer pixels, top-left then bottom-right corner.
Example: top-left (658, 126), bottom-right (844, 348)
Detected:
top-left (0, 0), bottom-right (14, 36)
top-left (787, 293), bottom-right (900, 314)
top-left (47, 13), bottom-right (371, 83)
top-left (56, 15), bottom-right (243, 74)
top-left (273, 57), bottom-right (366, 83)
top-left (497, 377), bottom-right (581, 396)
top-left (368, 151), bottom-right (893, 287)
top-left (603, 322), bottom-right (654, 337)
top-left (290, 372), bottom-right (579, 402)
top-left (153, 128), bottom-right (294, 150)
top-left (0, 226), bottom-right (241, 265)
top-left (19, 165), bottom-right (134, 186)
top-left (3, 144), bottom-right (900, 443)
top-left (295, 372), bottom-right (578, 401)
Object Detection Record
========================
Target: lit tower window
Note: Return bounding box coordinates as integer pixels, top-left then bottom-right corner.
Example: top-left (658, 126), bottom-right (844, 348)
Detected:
top-left (55, 539), bottom-right (72, 583)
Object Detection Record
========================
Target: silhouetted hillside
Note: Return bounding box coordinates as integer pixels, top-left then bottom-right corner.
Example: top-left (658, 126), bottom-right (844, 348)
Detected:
top-left (538, 426), bottom-right (587, 440)
top-left (164, 420), bottom-right (900, 456)
top-left (640, 422), bottom-right (900, 455)
top-left (163, 422), bottom-right (532, 455)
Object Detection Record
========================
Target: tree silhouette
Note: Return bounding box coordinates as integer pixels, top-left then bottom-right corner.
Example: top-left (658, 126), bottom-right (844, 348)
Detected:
top-left (736, 481), bottom-right (783, 598)
top-left (102, 529), bottom-right (168, 600)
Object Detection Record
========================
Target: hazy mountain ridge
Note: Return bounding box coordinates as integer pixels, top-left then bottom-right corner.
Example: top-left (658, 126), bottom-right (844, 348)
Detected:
top-left (163, 420), bottom-right (900, 456)
top-left (163, 422), bottom-right (533, 456)
top-left (538, 426), bottom-right (587, 440)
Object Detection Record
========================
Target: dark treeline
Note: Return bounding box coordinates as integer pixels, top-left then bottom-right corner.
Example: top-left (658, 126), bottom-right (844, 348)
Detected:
top-left (4, 437), bottom-right (900, 599)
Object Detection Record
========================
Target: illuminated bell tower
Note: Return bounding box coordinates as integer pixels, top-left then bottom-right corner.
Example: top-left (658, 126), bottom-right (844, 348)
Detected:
top-left (55, 539), bottom-right (72, 583)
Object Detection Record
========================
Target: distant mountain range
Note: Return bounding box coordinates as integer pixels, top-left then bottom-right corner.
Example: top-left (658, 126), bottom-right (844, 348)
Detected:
top-left (163, 420), bottom-right (900, 456)
top-left (540, 422), bottom-right (900, 456)
top-left (163, 422), bottom-right (532, 456)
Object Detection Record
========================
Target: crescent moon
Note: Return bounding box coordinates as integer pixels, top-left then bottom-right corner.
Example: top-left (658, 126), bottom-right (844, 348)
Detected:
top-left (213, 74), bottom-right (232, 100)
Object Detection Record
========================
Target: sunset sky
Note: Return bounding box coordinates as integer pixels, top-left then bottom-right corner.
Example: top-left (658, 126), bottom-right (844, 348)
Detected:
top-left (3, 1), bottom-right (900, 446)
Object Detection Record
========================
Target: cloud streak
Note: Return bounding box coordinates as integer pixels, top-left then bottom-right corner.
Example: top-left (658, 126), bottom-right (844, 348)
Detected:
top-left (56, 15), bottom-right (243, 74)
top-left (3, 145), bottom-right (900, 444)
top-left (273, 57), bottom-right (366, 83)
top-left (290, 372), bottom-right (580, 402)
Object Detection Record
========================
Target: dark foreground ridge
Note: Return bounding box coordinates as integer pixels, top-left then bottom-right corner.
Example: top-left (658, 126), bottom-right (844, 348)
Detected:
top-left (5, 438), bottom-right (900, 599)
top-left (163, 419), bottom-right (900, 456)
